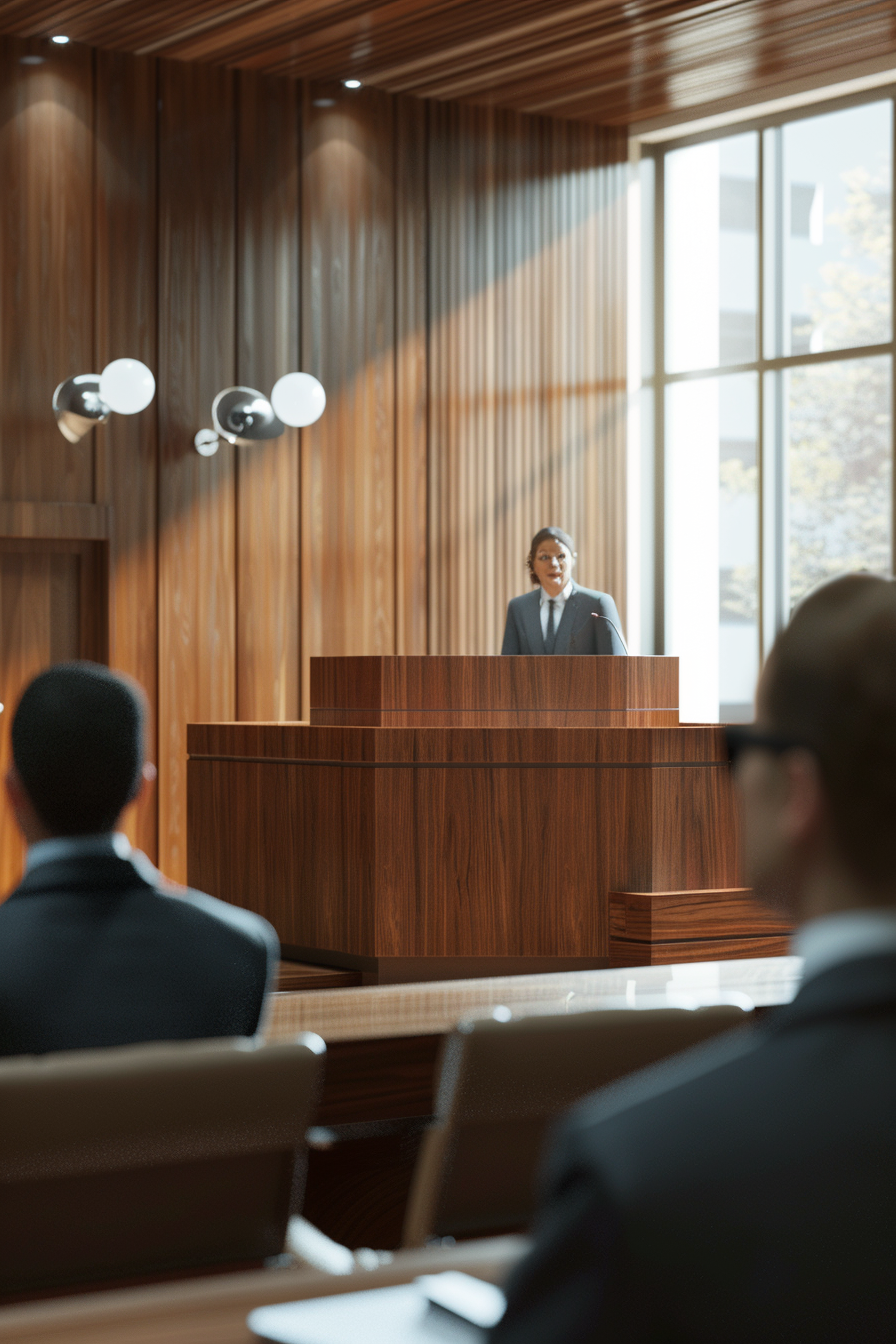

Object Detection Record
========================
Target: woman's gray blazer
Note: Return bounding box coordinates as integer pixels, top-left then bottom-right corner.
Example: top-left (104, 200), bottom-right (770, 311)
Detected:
top-left (500, 584), bottom-right (627, 654)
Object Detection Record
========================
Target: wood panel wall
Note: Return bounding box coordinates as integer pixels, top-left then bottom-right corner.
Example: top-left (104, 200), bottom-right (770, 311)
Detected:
top-left (0, 36), bottom-right (627, 883)
top-left (428, 103), bottom-right (627, 654)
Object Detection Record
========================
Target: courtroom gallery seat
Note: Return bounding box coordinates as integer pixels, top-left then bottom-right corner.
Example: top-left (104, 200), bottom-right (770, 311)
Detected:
top-left (0, 1034), bottom-right (325, 1299)
top-left (402, 1004), bottom-right (748, 1247)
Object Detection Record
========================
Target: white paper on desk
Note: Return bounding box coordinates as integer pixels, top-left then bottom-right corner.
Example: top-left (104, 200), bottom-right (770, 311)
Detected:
top-left (248, 1278), bottom-right (498, 1344)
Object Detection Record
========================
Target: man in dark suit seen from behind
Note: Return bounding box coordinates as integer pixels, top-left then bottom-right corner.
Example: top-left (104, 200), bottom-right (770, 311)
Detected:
top-left (0, 661), bottom-right (278, 1056)
top-left (492, 572), bottom-right (896, 1344)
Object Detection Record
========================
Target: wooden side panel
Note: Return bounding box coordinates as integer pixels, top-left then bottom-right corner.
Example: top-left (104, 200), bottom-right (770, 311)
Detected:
top-left (95, 49), bottom-right (159, 858)
top-left (187, 758), bottom-right (377, 956)
top-left (235, 70), bottom-right (301, 723)
top-left (158, 60), bottom-right (237, 880)
top-left (300, 86), bottom-right (397, 716)
top-left (427, 104), bottom-right (628, 656)
top-left (409, 764), bottom-right (604, 957)
top-left (648, 765), bottom-right (743, 893)
top-left (187, 723), bottom-right (735, 964)
top-left (0, 37), bottom-right (95, 503)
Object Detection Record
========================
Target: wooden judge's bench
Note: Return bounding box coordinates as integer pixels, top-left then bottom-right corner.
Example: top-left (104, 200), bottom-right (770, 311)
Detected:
top-left (187, 657), bottom-right (790, 983)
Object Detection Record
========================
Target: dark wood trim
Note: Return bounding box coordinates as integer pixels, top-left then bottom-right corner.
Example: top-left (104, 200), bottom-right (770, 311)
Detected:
top-left (192, 754), bottom-right (726, 770)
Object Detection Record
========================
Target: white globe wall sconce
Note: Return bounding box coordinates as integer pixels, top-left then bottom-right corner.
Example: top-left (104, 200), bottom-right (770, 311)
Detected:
top-left (53, 359), bottom-right (156, 444)
top-left (194, 373), bottom-right (326, 456)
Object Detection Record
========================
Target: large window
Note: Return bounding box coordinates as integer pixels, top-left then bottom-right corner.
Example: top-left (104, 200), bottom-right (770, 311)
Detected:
top-left (647, 97), bottom-right (893, 721)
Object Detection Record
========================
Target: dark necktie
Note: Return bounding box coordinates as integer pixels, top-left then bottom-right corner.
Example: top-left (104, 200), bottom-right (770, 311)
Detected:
top-left (545, 599), bottom-right (557, 654)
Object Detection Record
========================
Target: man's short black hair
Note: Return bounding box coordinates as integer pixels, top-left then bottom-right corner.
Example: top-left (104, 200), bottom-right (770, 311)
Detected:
top-left (11, 662), bottom-right (146, 836)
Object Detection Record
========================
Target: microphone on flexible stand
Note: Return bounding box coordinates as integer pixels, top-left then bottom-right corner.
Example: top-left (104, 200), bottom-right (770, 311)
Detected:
top-left (591, 612), bottom-right (630, 655)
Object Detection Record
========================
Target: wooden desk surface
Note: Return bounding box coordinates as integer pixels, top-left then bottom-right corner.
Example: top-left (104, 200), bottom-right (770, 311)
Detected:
top-left (0, 1239), bottom-right (526, 1344)
top-left (266, 955), bottom-right (803, 1044)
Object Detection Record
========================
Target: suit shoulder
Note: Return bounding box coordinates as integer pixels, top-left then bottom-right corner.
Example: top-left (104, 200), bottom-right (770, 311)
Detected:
top-left (508, 589), bottom-right (539, 610)
top-left (573, 585), bottom-right (614, 606)
top-left (148, 877), bottom-right (279, 957)
top-left (127, 849), bottom-right (271, 939)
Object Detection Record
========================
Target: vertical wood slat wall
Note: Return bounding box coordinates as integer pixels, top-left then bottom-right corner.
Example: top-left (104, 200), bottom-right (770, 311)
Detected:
top-left (427, 104), bottom-right (627, 655)
top-left (0, 36), bottom-right (627, 882)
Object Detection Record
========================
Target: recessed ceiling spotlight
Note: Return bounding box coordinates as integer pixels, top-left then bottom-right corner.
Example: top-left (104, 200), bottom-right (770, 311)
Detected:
top-left (313, 98), bottom-right (336, 108)
top-left (343, 78), bottom-right (362, 89)
top-left (50, 34), bottom-right (70, 44)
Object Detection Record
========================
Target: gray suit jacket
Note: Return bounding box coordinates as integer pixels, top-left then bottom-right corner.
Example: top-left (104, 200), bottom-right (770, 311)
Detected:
top-left (500, 584), bottom-right (626, 655)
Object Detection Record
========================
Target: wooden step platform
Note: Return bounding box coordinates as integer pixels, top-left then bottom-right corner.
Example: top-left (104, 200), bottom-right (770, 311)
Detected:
top-left (276, 961), bottom-right (362, 992)
top-left (609, 888), bottom-right (793, 967)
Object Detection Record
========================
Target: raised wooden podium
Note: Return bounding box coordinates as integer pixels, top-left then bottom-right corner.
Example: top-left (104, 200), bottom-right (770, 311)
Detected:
top-left (308, 655), bottom-right (678, 727)
top-left (187, 655), bottom-right (751, 983)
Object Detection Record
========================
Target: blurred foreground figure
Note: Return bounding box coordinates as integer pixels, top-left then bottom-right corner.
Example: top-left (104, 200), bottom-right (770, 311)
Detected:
top-left (492, 574), bottom-right (896, 1344)
top-left (0, 662), bottom-right (277, 1056)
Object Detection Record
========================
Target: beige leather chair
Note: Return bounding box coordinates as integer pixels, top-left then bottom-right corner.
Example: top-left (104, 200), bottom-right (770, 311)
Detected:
top-left (0, 1033), bottom-right (325, 1297)
top-left (402, 1004), bottom-right (747, 1246)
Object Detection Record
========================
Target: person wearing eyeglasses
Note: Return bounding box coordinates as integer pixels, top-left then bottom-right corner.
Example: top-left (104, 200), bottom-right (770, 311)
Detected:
top-left (491, 572), bottom-right (896, 1344)
top-left (500, 527), bottom-right (627, 655)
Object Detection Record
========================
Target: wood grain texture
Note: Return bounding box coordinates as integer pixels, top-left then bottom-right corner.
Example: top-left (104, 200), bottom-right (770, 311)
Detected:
top-left (609, 888), bottom-right (794, 941)
top-left (236, 70), bottom-right (302, 722)
top-left (0, 1241), bottom-right (525, 1344)
top-left (610, 935), bottom-right (792, 967)
top-left (187, 720), bottom-right (740, 972)
top-left (276, 961), bottom-right (361, 991)
top-left (0, 32), bottom-right (629, 878)
top-left (158, 59), bottom-right (238, 881)
top-left (0, 37), bottom-right (95, 504)
top-left (304, 1123), bottom-right (428, 1249)
top-left (0, 503), bottom-right (109, 540)
top-left (314, 1036), bottom-right (443, 1127)
top-left (2, 4), bottom-right (896, 127)
top-left (300, 86), bottom-right (397, 715)
top-left (394, 95), bottom-right (429, 660)
top-left (311, 654), bottom-right (678, 725)
top-left (0, 540), bottom-right (107, 893)
top-left (95, 48), bottom-right (160, 859)
top-left (428, 104), bottom-right (628, 655)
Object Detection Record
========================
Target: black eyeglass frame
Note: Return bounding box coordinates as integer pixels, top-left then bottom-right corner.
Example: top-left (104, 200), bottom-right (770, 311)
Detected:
top-left (724, 725), bottom-right (811, 767)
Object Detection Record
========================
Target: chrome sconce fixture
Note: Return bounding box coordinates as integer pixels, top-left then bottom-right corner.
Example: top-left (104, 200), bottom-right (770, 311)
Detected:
top-left (194, 373), bottom-right (326, 456)
top-left (53, 359), bottom-right (156, 444)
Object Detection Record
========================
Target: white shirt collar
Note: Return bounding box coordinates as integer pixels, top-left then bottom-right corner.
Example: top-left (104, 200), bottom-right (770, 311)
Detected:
top-left (791, 908), bottom-right (896, 982)
top-left (25, 831), bottom-right (132, 875)
top-left (539, 579), bottom-right (574, 606)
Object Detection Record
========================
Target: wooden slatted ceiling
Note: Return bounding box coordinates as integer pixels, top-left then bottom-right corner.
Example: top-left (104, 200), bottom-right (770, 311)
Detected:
top-left (1, 1), bottom-right (896, 125)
